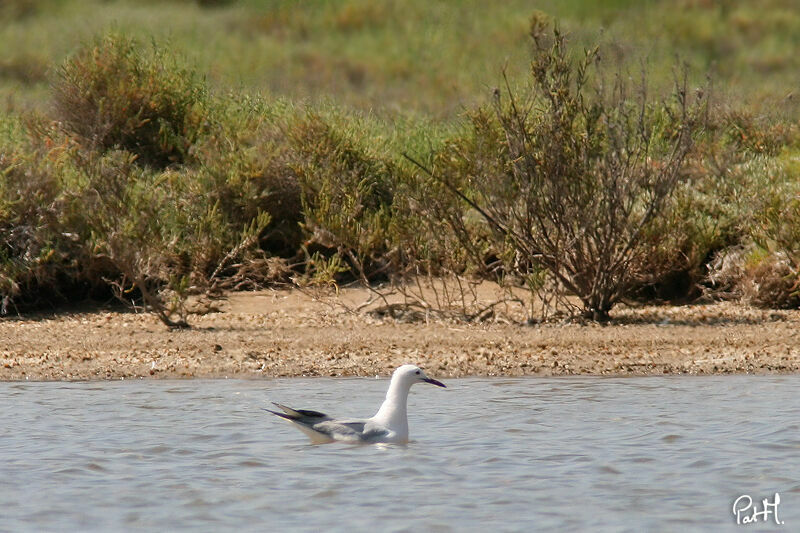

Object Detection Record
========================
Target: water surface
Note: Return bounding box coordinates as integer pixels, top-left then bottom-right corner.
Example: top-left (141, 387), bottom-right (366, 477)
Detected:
top-left (1, 376), bottom-right (798, 532)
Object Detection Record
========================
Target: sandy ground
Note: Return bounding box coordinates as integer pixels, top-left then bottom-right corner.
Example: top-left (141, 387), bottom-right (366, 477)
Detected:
top-left (2, 288), bottom-right (799, 381)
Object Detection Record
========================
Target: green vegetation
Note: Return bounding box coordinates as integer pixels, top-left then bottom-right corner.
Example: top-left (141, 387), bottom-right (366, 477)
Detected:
top-left (415, 22), bottom-right (706, 321)
top-left (1, 0), bottom-right (799, 324)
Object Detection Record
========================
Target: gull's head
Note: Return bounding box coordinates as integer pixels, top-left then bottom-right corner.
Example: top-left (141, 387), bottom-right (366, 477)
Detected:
top-left (393, 364), bottom-right (446, 388)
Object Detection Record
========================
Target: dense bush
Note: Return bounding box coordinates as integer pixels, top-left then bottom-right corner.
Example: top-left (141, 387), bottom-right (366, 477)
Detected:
top-left (2, 35), bottom-right (410, 323)
top-left (0, 139), bottom-right (73, 312)
top-left (637, 112), bottom-right (800, 305)
top-left (425, 22), bottom-right (706, 320)
top-left (3, 20), bottom-right (800, 325)
top-left (191, 97), bottom-right (303, 257)
top-left (70, 147), bottom-right (270, 327)
top-left (288, 112), bottom-right (398, 282)
top-left (0, 37), bottom-right (274, 325)
top-left (747, 154), bottom-right (800, 307)
top-left (52, 33), bottom-right (208, 169)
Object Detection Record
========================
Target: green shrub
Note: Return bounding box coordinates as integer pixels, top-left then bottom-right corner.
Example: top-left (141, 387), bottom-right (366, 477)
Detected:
top-left (192, 97), bottom-right (303, 257)
top-left (636, 110), bottom-right (800, 303)
top-left (288, 112), bottom-right (397, 282)
top-left (73, 146), bottom-right (270, 327)
top-left (632, 140), bottom-right (759, 302)
top-left (423, 23), bottom-right (706, 320)
top-left (0, 124), bottom-right (93, 313)
top-left (52, 33), bottom-right (208, 169)
top-left (0, 147), bottom-right (60, 311)
top-left (406, 108), bottom-right (512, 280)
top-left (747, 153), bottom-right (800, 306)
top-left (0, 77), bottom-right (275, 323)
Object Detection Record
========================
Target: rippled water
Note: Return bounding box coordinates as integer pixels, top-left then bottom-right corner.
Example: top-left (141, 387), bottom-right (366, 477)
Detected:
top-left (1, 376), bottom-right (798, 532)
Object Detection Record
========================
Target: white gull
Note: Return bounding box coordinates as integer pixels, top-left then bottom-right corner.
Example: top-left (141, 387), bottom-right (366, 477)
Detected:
top-left (266, 364), bottom-right (446, 444)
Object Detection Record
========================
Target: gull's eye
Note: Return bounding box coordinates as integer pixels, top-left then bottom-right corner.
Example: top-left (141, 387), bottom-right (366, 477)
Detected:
top-left (415, 370), bottom-right (421, 375)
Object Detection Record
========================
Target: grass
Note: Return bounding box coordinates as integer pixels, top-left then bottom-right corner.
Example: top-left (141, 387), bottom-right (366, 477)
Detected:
top-left (2, 0), bottom-right (800, 119)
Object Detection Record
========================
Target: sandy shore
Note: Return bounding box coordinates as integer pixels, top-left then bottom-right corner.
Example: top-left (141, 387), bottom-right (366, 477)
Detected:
top-left (2, 288), bottom-right (799, 381)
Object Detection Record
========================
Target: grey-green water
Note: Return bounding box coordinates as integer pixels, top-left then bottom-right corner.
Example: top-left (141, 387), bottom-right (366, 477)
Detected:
top-left (1, 376), bottom-right (798, 532)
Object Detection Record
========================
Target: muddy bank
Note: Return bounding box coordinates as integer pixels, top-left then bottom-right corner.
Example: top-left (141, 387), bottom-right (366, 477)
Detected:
top-left (1, 289), bottom-right (798, 380)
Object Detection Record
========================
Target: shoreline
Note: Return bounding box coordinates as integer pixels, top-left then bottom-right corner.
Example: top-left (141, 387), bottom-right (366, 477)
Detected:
top-left (2, 289), bottom-right (799, 381)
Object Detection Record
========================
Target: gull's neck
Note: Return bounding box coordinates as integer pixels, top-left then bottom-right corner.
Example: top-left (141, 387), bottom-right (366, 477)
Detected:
top-left (371, 375), bottom-right (411, 436)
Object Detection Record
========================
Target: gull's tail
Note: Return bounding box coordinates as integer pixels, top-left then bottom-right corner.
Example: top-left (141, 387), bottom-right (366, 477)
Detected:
top-left (263, 402), bottom-right (328, 422)
top-left (264, 403), bottom-right (336, 444)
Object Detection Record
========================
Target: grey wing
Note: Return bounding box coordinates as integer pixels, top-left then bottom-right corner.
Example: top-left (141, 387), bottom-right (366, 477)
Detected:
top-left (312, 419), bottom-right (390, 442)
top-left (358, 421), bottom-right (393, 442)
